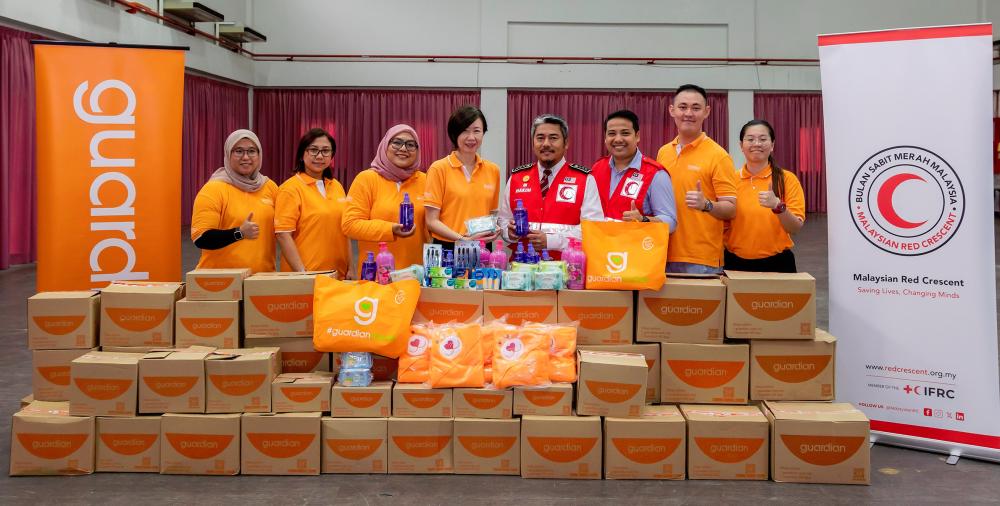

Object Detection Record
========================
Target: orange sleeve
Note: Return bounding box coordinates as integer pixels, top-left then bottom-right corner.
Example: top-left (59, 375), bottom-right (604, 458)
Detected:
top-left (489, 161), bottom-right (501, 211)
top-left (273, 181), bottom-right (302, 233)
top-left (423, 160), bottom-right (446, 209)
top-left (342, 170), bottom-right (395, 243)
top-left (711, 153), bottom-right (738, 199)
top-left (190, 182), bottom-right (223, 241)
top-left (783, 170), bottom-right (807, 221)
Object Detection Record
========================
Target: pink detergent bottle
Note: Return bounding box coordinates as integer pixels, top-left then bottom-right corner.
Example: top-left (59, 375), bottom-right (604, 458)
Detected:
top-left (375, 241), bottom-right (395, 284)
top-left (566, 238), bottom-right (586, 289)
top-left (479, 240), bottom-right (492, 268)
top-left (490, 240), bottom-right (508, 270)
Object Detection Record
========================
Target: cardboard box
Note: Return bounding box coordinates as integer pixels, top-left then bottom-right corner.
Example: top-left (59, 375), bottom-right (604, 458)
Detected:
top-left (246, 337), bottom-right (330, 373)
top-left (32, 348), bottom-right (95, 401)
top-left (681, 404), bottom-right (768, 480)
top-left (579, 344), bottom-right (660, 403)
top-left (272, 372), bottom-right (333, 413)
top-left (139, 347), bottom-right (213, 414)
top-left (392, 383), bottom-right (453, 418)
top-left (661, 343), bottom-right (749, 404)
top-left (205, 347), bottom-right (281, 413)
top-left (513, 383), bottom-right (573, 416)
top-left (101, 346), bottom-right (163, 354)
top-left (388, 417), bottom-right (453, 474)
top-left (765, 401), bottom-right (870, 485)
top-left (724, 271), bottom-right (816, 339)
top-left (99, 282), bottom-right (183, 348)
top-left (9, 401), bottom-right (95, 476)
top-left (557, 289), bottom-right (633, 345)
top-left (185, 268), bottom-right (249, 301)
top-left (160, 413), bottom-right (240, 475)
top-left (96, 416), bottom-right (160, 472)
top-left (69, 351), bottom-right (141, 417)
top-left (321, 417), bottom-right (388, 474)
top-left (244, 272), bottom-right (328, 338)
top-left (636, 277), bottom-right (726, 344)
top-left (751, 330), bottom-right (836, 401)
top-left (483, 290), bottom-right (557, 325)
top-left (604, 405), bottom-right (686, 480)
top-left (520, 414), bottom-right (601, 479)
top-left (412, 287), bottom-right (484, 324)
top-left (241, 412), bottom-right (321, 475)
top-left (576, 350), bottom-right (647, 418)
top-left (21, 394), bottom-right (34, 409)
top-left (453, 418), bottom-right (520, 475)
top-left (453, 387), bottom-right (512, 419)
top-left (27, 291), bottom-right (100, 349)
top-left (331, 381), bottom-right (392, 418)
top-left (175, 298), bottom-right (240, 349)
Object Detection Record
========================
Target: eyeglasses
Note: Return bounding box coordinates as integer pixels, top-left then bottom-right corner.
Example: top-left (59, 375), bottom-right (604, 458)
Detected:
top-left (306, 147), bottom-right (333, 157)
top-left (742, 137), bottom-right (772, 145)
top-left (231, 147), bottom-right (260, 158)
top-left (389, 139), bottom-right (419, 151)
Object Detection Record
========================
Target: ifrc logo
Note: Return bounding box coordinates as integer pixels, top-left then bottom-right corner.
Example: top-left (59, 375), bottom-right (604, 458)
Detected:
top-left (620, 178), bottom-right (642, 199)
top-left (555, 184), bottom-right (577, 203)
top-left (903, 385), bottom-right (955, 399)
top-left (849, 146), bottom-right (964, 256)
top-left (353, 297), bottom-right (379, 326)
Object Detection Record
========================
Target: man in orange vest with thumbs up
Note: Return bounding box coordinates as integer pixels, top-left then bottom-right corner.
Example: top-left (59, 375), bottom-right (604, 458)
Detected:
top-left (656, 84), bottom-right (738, 274)
top-left (591, 109), bottom-right (677, 231)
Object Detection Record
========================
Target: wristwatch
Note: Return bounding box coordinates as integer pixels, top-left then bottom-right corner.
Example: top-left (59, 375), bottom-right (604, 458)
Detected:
top-left (233, 229), bottom-right (244, 241)
top-left (701, 200), bottom-right (714, 213)
top-left (641, 215), bottom-right (651, 223)
top-left (772, 201), bottom-right (787, 215)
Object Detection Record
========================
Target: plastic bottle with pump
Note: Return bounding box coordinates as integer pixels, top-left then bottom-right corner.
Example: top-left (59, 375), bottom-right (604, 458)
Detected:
top-left (513, 199), bottom-right (529, 238)
top-left (399, 193), bottom-right (414, 232)
top-left (514, 243), bottom-right (527, 264)
top-left (478, 240), bottom-right (491, 268)
top-left (375, 242), bottom-right (395, 284)
top-left (566, 238), bottom-right (586, 289)
top-left (490, 240), bottom-right (508, 270)
top-left (360, 252), bottom-right (377, 281)
top-left (527, 243), bottom-right (540, 264)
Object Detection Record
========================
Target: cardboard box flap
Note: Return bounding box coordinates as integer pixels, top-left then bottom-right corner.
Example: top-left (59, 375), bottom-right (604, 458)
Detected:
top-left (244, 411), bottom-right (322, 419)
top-left (815, 329), bottom-right (837, 344)
top-left (141, 351), bottom-right (174, 360)
top-left (724, 271), bottom-right (815, 282)
top-left (765, 402), bottom-right (869, 423)
top-left (274, 372), bottom-right (334, 385)
top-left (29, 291), bottom-right (99, 300)
top-left (208, 347), bottom-right (280, 361)
top-left (578, 350), bottom-right (647, 367)
top-left (247, 271), bottom-right (330, 280)
top-left (680, 404), bottom-right (766, 422)
top-left (664, 277), bottom-right (725, 288)
top-left (74, 351), bottom-right (142, 365)
top-left (102, 282), bottom-right (184, 295)
top-left (19, 400), bottom-right (71, 416)
top-left (188, 268), bottom-right (250, 276)
top-left (640, 405), bottom-right (683, 419)
top-left (163, 412), bottom-right (240, 421)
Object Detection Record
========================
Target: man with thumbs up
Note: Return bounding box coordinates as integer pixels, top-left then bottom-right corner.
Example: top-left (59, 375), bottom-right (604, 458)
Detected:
top-left (655, 84), bottom-right (738, 274)
top-left (592, 110), bottom-right (677, 231)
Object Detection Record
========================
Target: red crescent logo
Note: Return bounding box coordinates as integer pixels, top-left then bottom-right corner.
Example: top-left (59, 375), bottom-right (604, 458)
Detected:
top-left (559, 186), bottom-right (574, 200)
top-left (876, 173), bottom-right (926, 229)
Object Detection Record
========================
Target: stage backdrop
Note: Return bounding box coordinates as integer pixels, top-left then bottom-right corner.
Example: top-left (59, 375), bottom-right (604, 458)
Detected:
top-left (821, 24), bottom-right (1000, 461)
top-left (34, 42), bottom-right (184, 290)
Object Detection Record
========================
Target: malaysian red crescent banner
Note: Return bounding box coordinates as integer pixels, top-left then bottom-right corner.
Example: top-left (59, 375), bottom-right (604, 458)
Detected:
top-left (820, 24), bottom-right (1000, 462)
top-left (34, 42), bottom-right (185, 291)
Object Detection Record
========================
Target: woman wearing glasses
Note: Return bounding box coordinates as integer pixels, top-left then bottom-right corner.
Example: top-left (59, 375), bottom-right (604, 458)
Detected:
top-left (190, 129), bottom-right (279, 273)
top-left (723, 119), bottom-right (806, 273)
top-left (274, 128), bottom-right (352, 277)
top-left (343, 124), bottom-right (428, 274)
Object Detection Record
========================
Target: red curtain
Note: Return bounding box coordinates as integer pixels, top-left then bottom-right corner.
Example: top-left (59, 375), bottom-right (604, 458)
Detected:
top-left (0, 25), bottom-right (40, 269)
top-left (753, 93), bottom-right (826, 213)
top-left (253, 89), bottom-right (480, 190)
top-left (506, 90), bottom-right (729, 170)
top-left (181, 74), bottom-right (250, 225)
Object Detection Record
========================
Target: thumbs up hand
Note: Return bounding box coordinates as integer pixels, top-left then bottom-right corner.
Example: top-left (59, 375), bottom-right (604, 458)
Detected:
top-left (685, 179), bottom-right (707, 210)
top-left (758, 180), bottom-right (779, 209)
top-left (239, 211), bottom-right (260, 240)
top-left (622, 199), bottom-right (643, 222)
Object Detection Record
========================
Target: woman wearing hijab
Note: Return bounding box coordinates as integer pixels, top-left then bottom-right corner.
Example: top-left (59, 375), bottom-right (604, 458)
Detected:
top-left (343, 124), bottom-right (428, 273)
top-left (274, 128), bottom-right (352, 277)
top-left (190, 129), bottom-right (279, 273)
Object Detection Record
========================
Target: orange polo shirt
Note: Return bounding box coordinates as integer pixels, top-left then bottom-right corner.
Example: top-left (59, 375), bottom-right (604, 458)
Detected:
top-left (724, 165), bottom-right (806, 259)
top-left (656, 132), bottom-right (738, 267)
top-left (190, 179), bottom-right (279, 274)
top-left (424, 152), bottom-right (500, 240)
top-left (274, 173), bottom-right (350, 276)
top-left (343, 168), bottom-right (428, 275)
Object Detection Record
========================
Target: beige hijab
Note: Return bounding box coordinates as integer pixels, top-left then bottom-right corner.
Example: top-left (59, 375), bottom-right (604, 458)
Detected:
top-left (209, 129), bottom-right (270, 192)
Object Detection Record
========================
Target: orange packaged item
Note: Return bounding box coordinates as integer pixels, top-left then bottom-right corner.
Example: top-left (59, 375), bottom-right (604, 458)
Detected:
top-left (492, 325), bottom-right (552, 389)
top-left (535, 322), bottom-right (578, 383)
top-left (426, 322), bottom-right (485, 388)
top-left (481, 319), bottom-right (517, 384)
top-left (398, 324), bottom-right (433, 384)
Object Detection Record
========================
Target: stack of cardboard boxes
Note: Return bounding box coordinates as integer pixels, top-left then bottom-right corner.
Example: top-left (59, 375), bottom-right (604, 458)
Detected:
top-left (12, 270), bottom-right (868, 485)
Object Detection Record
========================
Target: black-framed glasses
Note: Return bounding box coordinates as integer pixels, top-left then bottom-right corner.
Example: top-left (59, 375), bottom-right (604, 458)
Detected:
top-left (231, 147), bottom-right (260, 158)
top-left (306, 146), bottom-right (334, 157)
top-left (389, 139), bottom-right (419, 151)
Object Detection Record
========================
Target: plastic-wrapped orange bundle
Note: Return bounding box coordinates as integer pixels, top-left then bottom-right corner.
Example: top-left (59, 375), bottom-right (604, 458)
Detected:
top-left (491, 325), bottom-right (552, 389)
top-left (481, 319), bottom-right (517, 384)
top-left (522, 322), bottom-right (578, 382)
top-left (426, 322), bottom-right (485, 388)
top-left (397, 323), bottom-right (433, 383)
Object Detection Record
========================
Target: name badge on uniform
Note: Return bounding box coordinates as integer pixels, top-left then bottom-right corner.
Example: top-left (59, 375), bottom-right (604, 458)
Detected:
top-left (564, 177), bottom-right (576, 183)
top-left (555, 184), bottom-right (578, 203)
top-left (620, 179), bottom-right (642, 199)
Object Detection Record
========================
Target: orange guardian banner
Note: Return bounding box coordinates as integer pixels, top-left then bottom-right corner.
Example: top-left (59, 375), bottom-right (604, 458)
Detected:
top-left (33, 42), bottom-right (185, 291)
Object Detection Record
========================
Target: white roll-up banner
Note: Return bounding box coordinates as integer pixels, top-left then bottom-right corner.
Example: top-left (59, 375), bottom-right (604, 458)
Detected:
top-left (820, 24), bottom-right (1000, 461)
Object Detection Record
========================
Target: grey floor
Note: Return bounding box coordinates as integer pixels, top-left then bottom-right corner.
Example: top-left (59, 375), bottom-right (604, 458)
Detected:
top-left (1, 214), bottom-right (999, 505)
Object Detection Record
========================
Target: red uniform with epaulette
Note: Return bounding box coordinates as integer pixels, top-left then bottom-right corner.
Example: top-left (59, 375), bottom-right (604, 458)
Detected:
top-left (591, 154), bottom-right (665, 220)
top-left (507, 162), bottom-right (591, 259)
